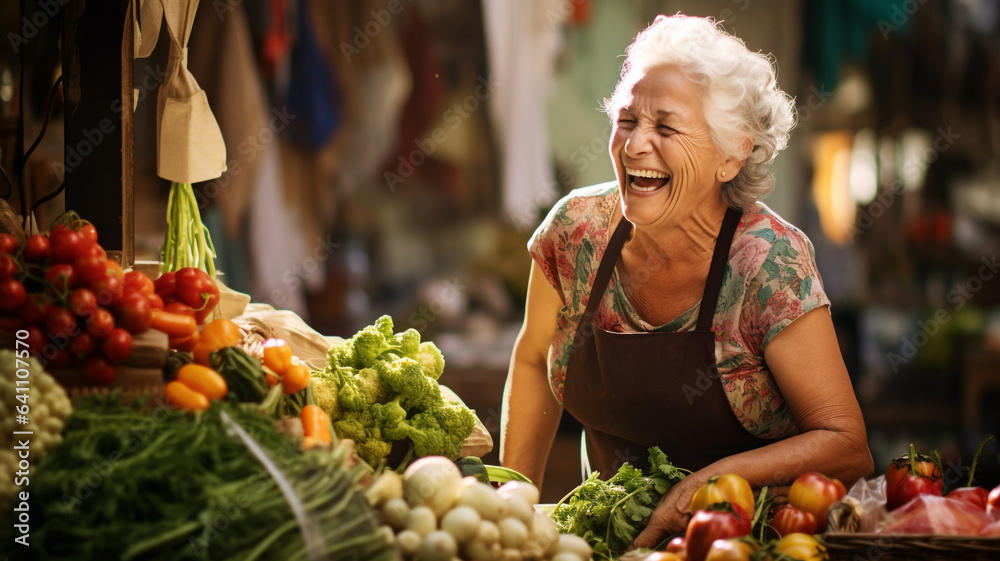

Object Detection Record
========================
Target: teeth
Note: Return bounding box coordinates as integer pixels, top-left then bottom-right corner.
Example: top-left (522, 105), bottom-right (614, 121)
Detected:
top-left (625, 167), bottom-right (668, 179)
top-left (630, 182), bottom-right (661, 192)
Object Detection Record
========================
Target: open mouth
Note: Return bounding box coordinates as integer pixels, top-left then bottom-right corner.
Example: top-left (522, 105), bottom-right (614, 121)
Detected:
top-left (625, 167), bottom-right (671, 193)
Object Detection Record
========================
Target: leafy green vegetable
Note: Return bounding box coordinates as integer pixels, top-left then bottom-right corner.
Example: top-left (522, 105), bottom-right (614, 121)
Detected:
top-left (1, 393), bottom-right (394, 561)
top-left (313, 315), bottom-right (474, 468)
top-left (550, 446), bottom-right (688, 560)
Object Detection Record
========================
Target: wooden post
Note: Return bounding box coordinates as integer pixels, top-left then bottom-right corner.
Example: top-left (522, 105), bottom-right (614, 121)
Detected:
top-left (62, 0), bottom-right (135, 266)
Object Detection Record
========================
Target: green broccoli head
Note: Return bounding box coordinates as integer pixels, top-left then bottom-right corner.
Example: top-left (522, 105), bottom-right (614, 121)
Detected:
top-left (371, 397), bottom-right (408, 442)
top-left (375, 358), bottom-right (443, 412)
top-left (356, 367), bottom-right (389, 404)
top-left (401, 408), bottom-right (467, 460)
top-left (433, 401), bottom-right (476, 442)
top-left (327, 341), bottom-right (354, 369)
top-left (310, 372), bottom-right (342, 421)
top-left (334, 410), bottom-right (393, 466)
top-left (355, 439), bottom-right (393, 467)
top-left (374, 315), bottom-right (395, 339)
top-left (335, 374), bottom-right (373, 413)
top-left (397, 329), bottom-right (422, 358)
top-left (415, 341), bottom-right (445, 380)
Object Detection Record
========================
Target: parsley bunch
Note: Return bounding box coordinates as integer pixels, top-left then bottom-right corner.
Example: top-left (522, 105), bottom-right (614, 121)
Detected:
top-left (550, 447), bottom-right (689, 560)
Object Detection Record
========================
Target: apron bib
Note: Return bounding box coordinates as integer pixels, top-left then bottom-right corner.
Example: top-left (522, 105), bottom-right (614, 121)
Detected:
top-left (563, 207), bottom-right (772, 475)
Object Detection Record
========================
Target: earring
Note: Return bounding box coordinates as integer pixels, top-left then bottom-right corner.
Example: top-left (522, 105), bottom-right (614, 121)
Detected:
top-left (720, 171), bottom-right (727, 178)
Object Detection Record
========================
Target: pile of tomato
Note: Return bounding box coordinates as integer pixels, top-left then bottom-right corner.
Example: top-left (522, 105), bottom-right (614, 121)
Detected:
top-left (0, 216), bottom-right (204, 384)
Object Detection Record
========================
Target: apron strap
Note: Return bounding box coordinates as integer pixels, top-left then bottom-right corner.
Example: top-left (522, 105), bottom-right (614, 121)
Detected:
top-left (582, 217), bottom-right (633, 318)
top-left (695, 207), bottom-right (743, 332)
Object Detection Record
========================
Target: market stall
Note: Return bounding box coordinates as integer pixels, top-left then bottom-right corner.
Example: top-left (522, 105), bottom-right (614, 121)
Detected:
top-left (3, 1), bottom-right (1000, 560)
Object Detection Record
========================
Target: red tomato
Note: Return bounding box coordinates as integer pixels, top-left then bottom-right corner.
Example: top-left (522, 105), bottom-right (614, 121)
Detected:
top-left (86, 308), bottom-right (115, 339)
top-left (0, 233), bottom-right (17, 255)
top-left (23, 326), bottom-right (46, 357)
top-left (22, 234), bottom-right (50, 263)
top-left (114, 290), bottom-right (152, 334)
top-left (49, 227), bottom-right (84, 264)
top-left (685, 504), bottom-right (752, 561)
top-left (19, 294), bottom-right (50, 326)
top-left (77, 222), bottom-right (98, 245)
top-left (123, 270), bottom-right (155, 296)
top-left (788, 472), bottom-right (847, 531)
top-left (68, 331), bottom-right (96, 358)
top-left (771, 505), bottom-right (818, 537)
top-left (68, 288), bottom-right (99, 318)
top-left (45, 306), bottom-right (79, 339)
top-left (0, 255), bottom-right (19, 279)
top-left (0, 278), bottom-right (26, 313)
top-left (946, 487), bottom-right (989, 511)
top-left (84, 355), bottom-right (118, 384)
top-left (45, 264), bottom-right (76, 293)
top-left (101, 328), bottom-right (133, 362)
top-left (146, 292), bottom-right (164, 310)
top-left (90, 274), bottom-right (124, 306)
top-left (886, 445), bottom-right (944, 510)
top-left (74, 253), bottom-right (108, 285)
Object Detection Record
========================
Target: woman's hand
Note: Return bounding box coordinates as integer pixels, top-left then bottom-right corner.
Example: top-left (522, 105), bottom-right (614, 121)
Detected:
top-left (629, 473), bottom-right (701, 549)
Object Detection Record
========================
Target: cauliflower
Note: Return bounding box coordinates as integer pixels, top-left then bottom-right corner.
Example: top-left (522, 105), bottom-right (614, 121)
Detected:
top-left (1, 351), bottom-right (72, 507)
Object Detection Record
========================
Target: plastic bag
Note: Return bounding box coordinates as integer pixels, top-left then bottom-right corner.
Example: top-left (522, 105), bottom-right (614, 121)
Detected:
top-left (827, 475), bottom-right (889, 533)
top-left (877, 495), bottom-right (993, 535)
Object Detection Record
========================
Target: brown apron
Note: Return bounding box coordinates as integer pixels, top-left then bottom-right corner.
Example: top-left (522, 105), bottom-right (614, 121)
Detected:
top-left (563, 207), bottom-right (772, 476)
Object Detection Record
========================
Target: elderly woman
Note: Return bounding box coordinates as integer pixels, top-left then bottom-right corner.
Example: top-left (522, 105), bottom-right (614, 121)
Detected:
top-left (499, 14), bottom-right (873, 545)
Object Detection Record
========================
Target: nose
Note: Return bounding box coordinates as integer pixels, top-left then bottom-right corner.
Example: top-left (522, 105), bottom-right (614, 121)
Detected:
top-left (624, 127), bottom-right (652, 158)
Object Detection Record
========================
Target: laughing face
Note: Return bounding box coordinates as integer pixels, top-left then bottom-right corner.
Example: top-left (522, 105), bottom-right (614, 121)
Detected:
top-left (610, 65), bottom-right (732, 230)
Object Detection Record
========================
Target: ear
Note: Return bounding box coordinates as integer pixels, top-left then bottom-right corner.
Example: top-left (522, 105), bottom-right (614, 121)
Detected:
top-left (718, 135), bottom-right (753, 181)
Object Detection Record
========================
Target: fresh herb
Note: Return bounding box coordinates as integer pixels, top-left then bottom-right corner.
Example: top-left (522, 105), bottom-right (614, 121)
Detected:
top-left (550, 446), bottom-right (689, 560)
top-left (3, 393), bottom-right (394, 561)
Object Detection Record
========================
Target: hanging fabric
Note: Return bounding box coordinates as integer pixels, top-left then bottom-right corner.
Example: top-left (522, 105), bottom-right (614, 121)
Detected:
top-left (481, 0), bottom-right (563, 229)
top-left (134, 0), bottom-right (228, 183)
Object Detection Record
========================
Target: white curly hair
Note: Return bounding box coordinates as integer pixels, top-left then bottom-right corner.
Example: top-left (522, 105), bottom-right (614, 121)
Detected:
top-left (604, 14), bottom-right (796, 209)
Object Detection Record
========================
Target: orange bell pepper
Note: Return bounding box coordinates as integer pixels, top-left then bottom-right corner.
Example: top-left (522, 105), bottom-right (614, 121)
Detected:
top-left (192, 318), bottom-right (242, 364)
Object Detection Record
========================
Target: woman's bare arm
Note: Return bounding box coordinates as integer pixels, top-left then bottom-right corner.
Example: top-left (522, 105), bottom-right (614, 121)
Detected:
top-left (500, 261), bottom-right (565, 489)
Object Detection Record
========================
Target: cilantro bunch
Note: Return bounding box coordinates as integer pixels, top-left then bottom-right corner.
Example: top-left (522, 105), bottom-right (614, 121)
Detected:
top-left (550, 447), bottom-right (689, 560)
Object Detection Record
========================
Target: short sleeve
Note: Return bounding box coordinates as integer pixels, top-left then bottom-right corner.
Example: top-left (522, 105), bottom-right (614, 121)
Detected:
top-left (527, 202), bottom-right (567, 304)
top-left (741, 228), bottom-right (831, 354)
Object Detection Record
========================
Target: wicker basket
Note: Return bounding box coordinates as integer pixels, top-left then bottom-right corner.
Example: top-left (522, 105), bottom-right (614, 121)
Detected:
top-left (824, 533), bottom-right (1000, 561)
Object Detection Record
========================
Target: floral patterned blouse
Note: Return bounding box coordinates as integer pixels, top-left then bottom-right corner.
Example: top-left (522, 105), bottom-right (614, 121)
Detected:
top-left (528, 182), bottom-right (830, 439)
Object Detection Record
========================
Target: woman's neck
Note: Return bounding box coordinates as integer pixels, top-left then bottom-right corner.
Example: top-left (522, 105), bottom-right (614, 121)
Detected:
top-left (625, 197), bottom-right (730, 268)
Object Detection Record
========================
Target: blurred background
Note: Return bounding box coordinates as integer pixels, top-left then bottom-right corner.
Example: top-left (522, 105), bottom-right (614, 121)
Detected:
top-left (2, 0), bottom-right (999, 501)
